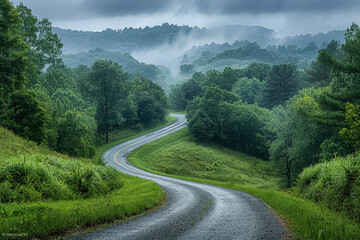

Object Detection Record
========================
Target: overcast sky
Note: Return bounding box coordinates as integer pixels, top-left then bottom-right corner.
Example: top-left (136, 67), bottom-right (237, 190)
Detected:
top-left (11, 0), bottom-right (360, 36)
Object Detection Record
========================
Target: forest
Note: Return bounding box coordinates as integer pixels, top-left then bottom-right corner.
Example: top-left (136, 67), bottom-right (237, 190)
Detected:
top-left (0, 2), bottom-right (168, 158)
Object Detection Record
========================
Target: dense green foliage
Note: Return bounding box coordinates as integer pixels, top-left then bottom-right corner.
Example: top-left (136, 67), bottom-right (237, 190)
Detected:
top-left (170, 63), bottom-right (304, 160)
top-left (186, 87), bottom-right (270, 158)
top-left (262, 63), bottom-right (299, 108)
top-left (133, 76), bottom-right (168, 125)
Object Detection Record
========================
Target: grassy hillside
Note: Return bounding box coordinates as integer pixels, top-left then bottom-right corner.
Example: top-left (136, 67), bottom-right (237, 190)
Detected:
top-left (129, 127), bottom-right (360, 240)
top-left (0, 127), bottom-right (164, 238)
top-left (130, 128), bottom-right (279, 189)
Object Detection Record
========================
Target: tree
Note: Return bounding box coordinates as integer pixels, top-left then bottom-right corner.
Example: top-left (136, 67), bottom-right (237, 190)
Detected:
top-left (201, 67), bottom-right (238, 91)
top-left (262, 63), bottom-right (299, 108)
top-left (306, 40), bottom-right (340, 87)
top-left (133, 76), bottom-right (167, 125)
top-left (17, 3), bottom-right (63, 71)
top-left (16, 3), bottom-right (63, 86)
top-left (169, 82), bottom-right (186, 111)
top-left (180, 64), bottom-right (195, 76)
top-left (340, 103), bottom-right (360, 151)
top-left (267, 106), bottom-right (294, 187)
top-left (318, 23), bottom-right (360, 75)
top-left (4, 90), bottom-right (47, 143)
top-left (181, 72), bottom-right (204, 102)
top-left (85, 60), bottom-right (131, 143)
top-left (56, 110), bottom-right (95, 158)
top-left (40, 65), bottom-right (76, 97)
top-left (188, 109), bottom-right (213, 144)
top-left (0, 0), bottom-right (48, 143)
top-left (240, 62), bottom-right (271, 82)
top-left (232, 77), bottom-right (265, 104)
top-left (0, 0), bottom-right (28, 103)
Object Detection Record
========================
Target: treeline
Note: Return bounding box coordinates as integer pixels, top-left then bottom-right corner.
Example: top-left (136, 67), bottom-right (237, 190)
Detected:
top-left (170, 24), bottom-right (360, 187)
top-left (0, 1), bottom-right (167, 158)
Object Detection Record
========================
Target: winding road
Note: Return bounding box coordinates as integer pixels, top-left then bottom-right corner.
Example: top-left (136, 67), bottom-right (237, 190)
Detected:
top-left (73, 114), bottom-right (285, 240)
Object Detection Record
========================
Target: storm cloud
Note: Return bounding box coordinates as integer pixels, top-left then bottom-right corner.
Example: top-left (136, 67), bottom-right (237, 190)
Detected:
top-left (192, 0), bottom-right (360, 14)
top-left (83, 0), bottom-right (171, 16)
top-left (81, 0), bottom-right (360, 16)
top-left (10, 0), bottom-right (360, 36)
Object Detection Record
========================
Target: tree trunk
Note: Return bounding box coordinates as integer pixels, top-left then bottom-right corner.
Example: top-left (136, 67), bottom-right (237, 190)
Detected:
top-left (105, 102), bottom-right (109, 144)
top-left (286, 159), bottom-right (291, 188)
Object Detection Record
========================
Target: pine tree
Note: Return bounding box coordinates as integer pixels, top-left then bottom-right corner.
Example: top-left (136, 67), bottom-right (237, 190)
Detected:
top-left (262, 63), bottom-right (298, 108)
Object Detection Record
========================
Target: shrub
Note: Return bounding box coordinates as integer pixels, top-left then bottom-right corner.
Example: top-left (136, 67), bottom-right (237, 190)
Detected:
top-left (295, 153), bottom-right (360, 221)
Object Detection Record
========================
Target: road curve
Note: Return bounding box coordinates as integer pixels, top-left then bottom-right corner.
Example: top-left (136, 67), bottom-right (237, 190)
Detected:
top-left (72, 114), bottom-right (285, 240)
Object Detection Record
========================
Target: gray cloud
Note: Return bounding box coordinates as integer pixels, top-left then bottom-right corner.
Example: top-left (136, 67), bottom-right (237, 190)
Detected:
top-left (83, 0), bottom-right (171, 16)
top-left (10, 0), bottom-right (360, 37)
top-left (11, 0), bottom-right (86, 20)
top-left (81, 0), bottom-right (360, 17)
top-left (192, 0), bottom-right (360, 14)
top-left (13, 0), bottom-right (360, 21)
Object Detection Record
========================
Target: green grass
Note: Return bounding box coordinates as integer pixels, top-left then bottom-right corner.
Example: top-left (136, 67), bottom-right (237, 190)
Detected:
top-left (0, 127), bottom-right (164, 239)
top-left (95, 115), bottom-right (177, 160)
top-left (130, 128), bottom-right (280, 189)
top-left (168, 110), bottom-right (186, 114)
top-left (128, 127), bottom-right (360, 240)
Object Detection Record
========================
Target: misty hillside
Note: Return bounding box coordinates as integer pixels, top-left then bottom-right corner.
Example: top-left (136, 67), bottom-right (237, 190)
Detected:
top-left (54, 24), bottom-right (345, 56)
top-left (183, 41), bottom-right (319, 73)
top-left (61, 48), bottom-right (167, 86)
top-left (53, 24), bottom-right (275, 54)
top-left (278, 30), bottom-right (345, 47)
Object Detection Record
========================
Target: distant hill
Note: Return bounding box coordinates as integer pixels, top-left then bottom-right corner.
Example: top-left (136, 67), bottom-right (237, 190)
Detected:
top-left (54, 23), bottom-right (346, 75)
top-left (61, 48), bottom-right (167, 87)
top-left (187, 42), bottom-right (319, 72)
top-left (181, 40), bottom-right (251, 64)
top-left (53, 24), bottom-right (275, 54)
top-left (275, 30), bottom-right (346, 47)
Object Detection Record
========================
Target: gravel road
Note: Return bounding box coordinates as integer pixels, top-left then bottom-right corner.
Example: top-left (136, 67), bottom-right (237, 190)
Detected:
top-left (72, 114), bottom-right (285, 240)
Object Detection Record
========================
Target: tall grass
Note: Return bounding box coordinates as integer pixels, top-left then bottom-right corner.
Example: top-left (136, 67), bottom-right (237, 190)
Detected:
top-left (0, 174), bottom-right (163, 238)
top-left (295, 154), bottom-right (360, 222)
top-left (0, 126), bottom-right (164, 238)
top-left (128, 127), bottom-right (360, 240)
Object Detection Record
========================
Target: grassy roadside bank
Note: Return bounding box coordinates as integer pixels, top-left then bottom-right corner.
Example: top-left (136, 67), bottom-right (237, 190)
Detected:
top-left (0, 115), bottom-right (177, 239)
top-left (128, 128), bottom-right (360, 240)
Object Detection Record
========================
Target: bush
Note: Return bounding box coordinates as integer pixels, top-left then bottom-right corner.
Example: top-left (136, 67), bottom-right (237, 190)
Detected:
top-left (0, 155), bottom-right (123, 203)
top-left (295, 153), bottom-right (360, 221)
